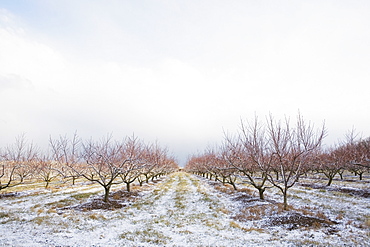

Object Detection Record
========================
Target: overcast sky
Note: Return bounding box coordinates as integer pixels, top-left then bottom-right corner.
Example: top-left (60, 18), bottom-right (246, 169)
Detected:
top-left (1, 0), bottom-right (370, 165)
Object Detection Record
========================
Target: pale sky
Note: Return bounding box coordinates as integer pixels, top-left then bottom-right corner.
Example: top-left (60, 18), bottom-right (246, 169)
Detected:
top-left (1, 0), bottom-right (370, 165)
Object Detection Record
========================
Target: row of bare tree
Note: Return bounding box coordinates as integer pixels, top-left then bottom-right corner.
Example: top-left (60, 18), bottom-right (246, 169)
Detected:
top-left (185, 114), bottom-right (369, 210)
top-left (0, 133), bottom-right (178, 202)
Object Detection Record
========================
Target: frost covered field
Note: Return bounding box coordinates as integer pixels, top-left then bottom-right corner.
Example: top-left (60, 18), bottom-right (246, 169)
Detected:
top-left (0, 172), bottom-right (369, 246)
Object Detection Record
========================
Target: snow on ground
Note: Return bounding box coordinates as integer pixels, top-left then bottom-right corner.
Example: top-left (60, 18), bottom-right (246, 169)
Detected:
top-left (0, 172), bottom-right (369, 246)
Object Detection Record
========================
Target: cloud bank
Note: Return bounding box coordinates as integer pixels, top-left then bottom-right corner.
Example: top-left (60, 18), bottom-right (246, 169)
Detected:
top-left (1, 1), bottom-right (370, 165)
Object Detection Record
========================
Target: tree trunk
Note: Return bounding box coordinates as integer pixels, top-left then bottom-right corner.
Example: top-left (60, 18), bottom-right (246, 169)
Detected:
top-left (103, 186), bottom-right (111, 202)
top-left (45, 180), bottom-right (50, 188)
top-left (126, 182), bottom-right (131, 192)
top-left (283, 190), bottom-right (288, 210)
top-left (258, 187), bottom-right (265, 200)
top-left (327, 176), bottom-right (333, 186)
top-left (230, 181), bottom-right (237, 190)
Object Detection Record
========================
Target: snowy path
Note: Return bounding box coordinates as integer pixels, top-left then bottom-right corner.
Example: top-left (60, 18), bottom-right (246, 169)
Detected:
top-left (120, 172), bottom-right (257, 246)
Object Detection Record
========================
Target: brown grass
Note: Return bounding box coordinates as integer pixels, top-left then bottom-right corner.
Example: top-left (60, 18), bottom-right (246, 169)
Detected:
top-left (335, 213), bottom-right (344, 220)
top-left (214, 184), bottom-right (235, 194)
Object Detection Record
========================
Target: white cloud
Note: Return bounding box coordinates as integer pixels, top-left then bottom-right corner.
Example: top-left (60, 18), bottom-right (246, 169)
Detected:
top-left (1, 1), bottom-right (370, 164)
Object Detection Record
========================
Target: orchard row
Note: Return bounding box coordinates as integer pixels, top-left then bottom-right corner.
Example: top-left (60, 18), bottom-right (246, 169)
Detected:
top-left (0, 133), bottom-right (179, 202)
top-left (185, 114), bottom-right (369, 210)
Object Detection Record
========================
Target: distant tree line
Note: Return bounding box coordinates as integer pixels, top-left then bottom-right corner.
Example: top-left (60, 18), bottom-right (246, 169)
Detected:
top-left (0, 133), bottom-right (178, 202)
top-left (185, 114), bottom-right (369, 210)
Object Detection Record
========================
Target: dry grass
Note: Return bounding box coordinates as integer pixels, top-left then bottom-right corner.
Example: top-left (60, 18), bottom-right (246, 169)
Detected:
top-left (216, 207), bottom-right (230, 214)
top-left (229, 220), bottom-right (265, 233)
top-left (365, 218), bottom-right (370, 228)
top-left (45, 198), bottom-right (75, 209)
top-left (238, 187), bottom-right (255, 195)
top-left (335, 213), bottom-right (344, 220)
top-left (214, 184), bottom-right (235, 194)
top-left (71, 192), bottom-right (98, 200)
top-left (31, 215), bottom-right (54, 225)
top-left (88, 212), bottom-right (107, 220)
top-left (233, 204), bottom-right (271, 221)
top-left (120, 228), bottom-right (170, 245)
top-left (315, 210), bottom-right (329, 221)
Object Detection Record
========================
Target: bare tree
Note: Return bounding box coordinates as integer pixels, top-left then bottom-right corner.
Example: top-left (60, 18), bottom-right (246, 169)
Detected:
top-left (347, 137), bottom-right (370, 180)
top-left (118, 135), bottom-right (146, 192)
top-left (80, 135), bottom-right (128, 202)
top-left (0, 157), bottom-right (19, 191)
top-left (313, 146), bottom-right (344, 186)
top-left (139, 142), bottom-right (175, 185)
top-left (1, 134), bottom-right (38, 191)
top-left (185, 152), bottom-right (216, 179)
top-left (266, 114), bottom-right (326, 210)
top-left (156, 156), bottom-right (179, 176)
top-left (49, 132), bottom-right (82, 185)
top-left (236, 117), bottom-right (273, 199)
top-left (215, 146), bottom-right (239, 190)
top-left (35, 153), bottom-right (60, 188)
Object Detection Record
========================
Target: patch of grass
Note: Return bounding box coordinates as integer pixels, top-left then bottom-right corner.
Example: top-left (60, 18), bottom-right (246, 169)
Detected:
top-left (2, 181), bottom-right (43, 193)
top-left (187, 212), bottom-right (207, 221)
top-left (214, 184), bottom-right (235, 194)
top-left (36, 208), bottom-right (44, 214)
top-left (0, 212), bottom-right (20, 224)
top-left (230, 220), bottom-right (265, 233)
top-left (291, 194), bottom-right (303, 200)
top-left (71, 192), bottom-right (97, 200)
top-left (238, 187), bottom-right (254, 195)
top-left (365, 217), bottom-right (370, 228)
top-left (229, 220), bottom-right (242, 229)
top-left (335, 212), bottom-right (345, 220)
top-left (204, 219), bottom-right (223, 230)
top-left (233, 203), bottom-right (296, 222)
top-left (120, 228), bottom-right (170, 245)
top-left (179, 229), bottom-right (193, 235)
top-left (30, 203), bottom-right (41, 210)
top-left (45, 198), bottom-right (75, 208)
top-left (291, 239), bottom-right (328, 247)
top-left (152, 215), bottom-right (172, 226)
top-left (241, 227), bottom-right (265, 233)
top-left (296, 206), bottom-right (317, 217)
top-left (88, 212), bottom-right (107, 220)
top-left (216, 207), bottom-right (230, 215)
top-left (315, 210), bottom-right (329, 221)
top-left (31, 215), bottom-right (53, 225)
top-left (175, 200), bottom-right (186, 209)
top-left (0, 212), bottom-right (10, 218)
top-left (47, 208), bottom-right (57, 214)
top-left (332, 191), bottom-right (352, 197)
top-left (202, 195), bottom-right (213, 202)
